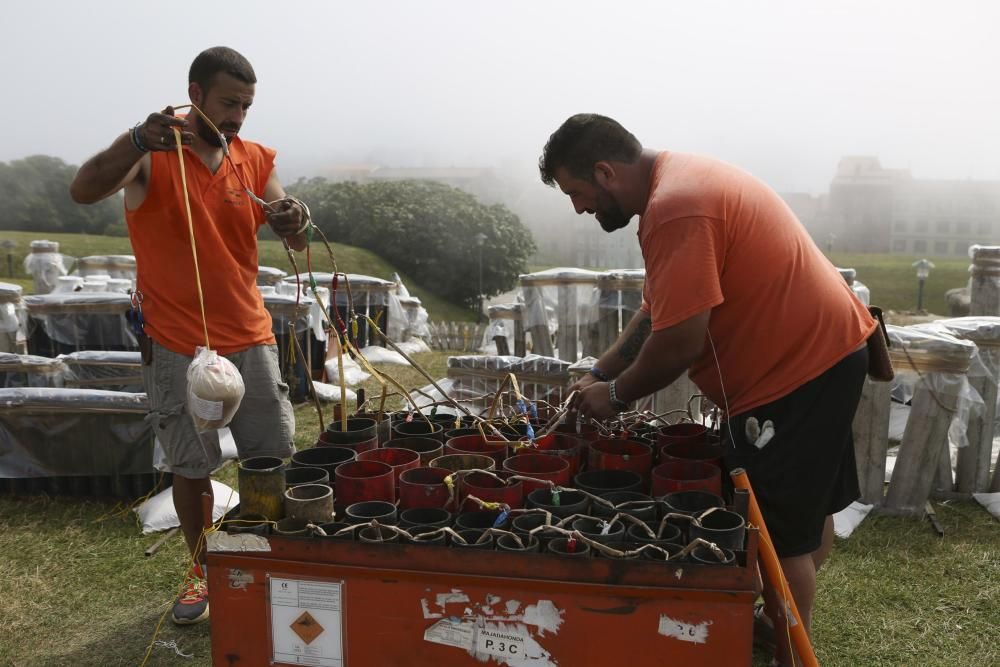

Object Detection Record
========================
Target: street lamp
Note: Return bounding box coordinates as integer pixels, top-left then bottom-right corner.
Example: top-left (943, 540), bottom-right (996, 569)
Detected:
top-left (475, 233), bottom-right (487, 323)
top-left (912, 258), bottom-right (935, 312)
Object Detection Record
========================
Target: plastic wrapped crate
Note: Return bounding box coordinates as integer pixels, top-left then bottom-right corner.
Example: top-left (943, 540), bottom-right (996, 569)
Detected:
top-left (0, 387), bottom-right (167, 499)
top-left (590, 269), bottom-right (645, 356)
top-left (60, 350), bottom-right (143, 392)
top-left (481, 303), bottom-right (525, 357)
top-left (23, 240), bottom-right (70, 295)
top-left (75, 254), bottom-right (137, 281)
top-left (24, 292), bottom-right (135, 356)
top-left (970, 245), bottom-right (1000, 316)
top-left (884, 325), bottom-right (978, 514)
top-left (446, 354), bottom-right (572, 409)
top-left (519, 268), bottom-right (602, 361)
top-left (915, 317), bottom-right (1000, 493)
top-left (262, 290), bottom-right (315, 402)
top-left (283, 273), bottom-right (399, 348)
top-left (257, 266), bottom-right (288, 287)
top-left (0, 282), bottom-right (23, 354)
top-left (0, 353), bottom-right (66, 389)
top-left (400, 296), bottom-right (431, 340)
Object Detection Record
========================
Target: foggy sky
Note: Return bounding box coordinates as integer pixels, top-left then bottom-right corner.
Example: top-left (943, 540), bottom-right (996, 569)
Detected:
top-left (1, 0), bottom-right (994, 194)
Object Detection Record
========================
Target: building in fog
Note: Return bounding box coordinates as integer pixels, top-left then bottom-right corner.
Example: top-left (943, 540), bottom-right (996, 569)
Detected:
top-left (508, 179), bottom-right (642, 269)
top-left (785, 156), bottom-right (1000, 256)
top-left (889, 178), bottom-right (999, 256)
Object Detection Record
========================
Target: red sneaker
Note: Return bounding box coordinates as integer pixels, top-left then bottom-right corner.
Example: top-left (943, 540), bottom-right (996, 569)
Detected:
top-left (171, 565), bottom-right (209, 625)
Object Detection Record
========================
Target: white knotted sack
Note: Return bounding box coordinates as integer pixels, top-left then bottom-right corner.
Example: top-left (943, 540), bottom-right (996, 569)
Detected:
top-left (187, 347), bottom-right (245, 432)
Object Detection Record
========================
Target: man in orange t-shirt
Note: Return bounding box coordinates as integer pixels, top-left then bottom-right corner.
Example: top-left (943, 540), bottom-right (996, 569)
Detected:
top-left (71, 47), bottom-right (307, 627)
top-left (540, 114), bottom-right (876, 666)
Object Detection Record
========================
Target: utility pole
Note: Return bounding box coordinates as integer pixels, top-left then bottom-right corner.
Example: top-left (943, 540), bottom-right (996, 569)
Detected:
top-left (476, 233), bottom-right (487, 323)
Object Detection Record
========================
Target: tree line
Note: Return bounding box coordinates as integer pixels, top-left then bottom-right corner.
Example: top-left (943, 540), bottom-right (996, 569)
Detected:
top-left (0, 155), bottom-right (125, 235)
top-left (0, 155), bottom-right (536, 307)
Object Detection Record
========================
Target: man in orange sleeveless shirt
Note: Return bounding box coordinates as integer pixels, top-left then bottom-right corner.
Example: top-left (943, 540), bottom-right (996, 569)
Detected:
top-left (71, 47), bottom-right (306, 626)
top-left (541, 114), bottom-right (876, 666)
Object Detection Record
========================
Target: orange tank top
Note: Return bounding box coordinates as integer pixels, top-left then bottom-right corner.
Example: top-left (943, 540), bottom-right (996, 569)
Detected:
top-left (125, 136), bottom-right (277, 356)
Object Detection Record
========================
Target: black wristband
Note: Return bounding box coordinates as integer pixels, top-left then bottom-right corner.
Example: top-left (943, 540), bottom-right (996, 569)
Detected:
top-left (129, 123), bottom-right (149, 153)
top-left (589, 366), bottom-right (610, 382)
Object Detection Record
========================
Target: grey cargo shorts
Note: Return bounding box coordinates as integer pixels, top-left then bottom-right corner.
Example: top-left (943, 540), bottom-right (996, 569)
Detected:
top-left (142, 340), bottom-right (295, 478)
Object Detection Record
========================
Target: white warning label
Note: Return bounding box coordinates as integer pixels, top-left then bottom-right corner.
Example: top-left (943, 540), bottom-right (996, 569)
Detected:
top-left (270, 577), bottom-right (343, 666)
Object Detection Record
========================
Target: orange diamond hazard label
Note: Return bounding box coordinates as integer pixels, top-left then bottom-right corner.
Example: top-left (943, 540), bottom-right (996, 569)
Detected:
top-left (291, 610), bottom-right (325, 645)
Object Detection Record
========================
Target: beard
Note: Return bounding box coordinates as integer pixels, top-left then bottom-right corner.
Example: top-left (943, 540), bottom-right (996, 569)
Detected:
top-left (594, 188), bottom-right (631, 232)
top-left (194, 114), bottom-right (239, 147)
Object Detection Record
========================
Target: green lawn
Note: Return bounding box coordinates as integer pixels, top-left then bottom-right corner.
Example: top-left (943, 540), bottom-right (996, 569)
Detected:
top-left (825, 252), bottom-right (968, 317)
top-left (0, 229), bottom-right (474, 322)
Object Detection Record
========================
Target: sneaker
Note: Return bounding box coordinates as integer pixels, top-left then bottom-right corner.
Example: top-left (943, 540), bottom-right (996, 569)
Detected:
top-left (171, 566), bottom-right (209, 625)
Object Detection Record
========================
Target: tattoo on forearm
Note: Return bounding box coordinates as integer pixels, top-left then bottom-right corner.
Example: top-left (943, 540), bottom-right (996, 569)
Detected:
top-left (618, 316), bottom-right (652, 363)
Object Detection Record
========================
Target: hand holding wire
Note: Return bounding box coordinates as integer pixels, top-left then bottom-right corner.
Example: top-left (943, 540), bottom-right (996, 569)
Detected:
top-left (568, 372), bottom-right (599, 395)
top-left (265, 198), bottom-right (306, 237)
top-left (136, 107), bottom-right (194, 151)
top-left (574, 381), bottom-right (617, 421)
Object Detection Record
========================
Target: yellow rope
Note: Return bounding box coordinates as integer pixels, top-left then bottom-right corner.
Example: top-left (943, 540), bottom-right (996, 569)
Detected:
top-left (172, 126), bottom-right (211, 351)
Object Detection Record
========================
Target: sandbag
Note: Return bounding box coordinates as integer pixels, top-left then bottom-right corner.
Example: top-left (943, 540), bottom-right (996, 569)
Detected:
top-left (186, 347), bottom-right (244, 432)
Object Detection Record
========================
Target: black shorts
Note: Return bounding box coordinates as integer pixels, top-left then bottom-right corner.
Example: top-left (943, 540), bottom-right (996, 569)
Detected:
top-left (723, 346), bottom-right (868, 558)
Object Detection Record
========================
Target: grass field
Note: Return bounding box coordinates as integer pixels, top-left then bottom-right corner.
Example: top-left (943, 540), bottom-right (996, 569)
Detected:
top-left (0, 229), bottom-right (475, 322)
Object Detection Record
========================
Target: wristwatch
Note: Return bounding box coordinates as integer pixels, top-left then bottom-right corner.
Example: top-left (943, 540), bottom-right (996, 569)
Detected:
top-left (608, 380), bottom-right (629, 413)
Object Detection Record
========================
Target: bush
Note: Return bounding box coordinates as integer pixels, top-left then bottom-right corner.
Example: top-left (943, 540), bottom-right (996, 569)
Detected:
top-left (289, 178), bottom-right (535, 308)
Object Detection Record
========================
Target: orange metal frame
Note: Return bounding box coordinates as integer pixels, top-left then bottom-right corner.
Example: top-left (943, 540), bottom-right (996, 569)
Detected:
top-left (208, 529), bottom-right (758, 666)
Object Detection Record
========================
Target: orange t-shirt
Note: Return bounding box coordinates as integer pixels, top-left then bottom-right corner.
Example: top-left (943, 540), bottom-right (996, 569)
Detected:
top-left (125, 136), bottom-right (276, 356)
top-left (639, 152), bottom-right (876, 416)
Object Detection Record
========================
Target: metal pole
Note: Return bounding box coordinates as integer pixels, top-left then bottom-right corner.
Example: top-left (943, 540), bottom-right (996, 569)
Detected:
top-left (477, 244), bottom-right (484, 323)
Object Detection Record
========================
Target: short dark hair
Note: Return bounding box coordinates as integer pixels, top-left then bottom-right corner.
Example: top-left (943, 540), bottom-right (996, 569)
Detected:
top-left (539, 114), bottom-right (642, 186)
top-left (189, 46), bottom-right (257, 91)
